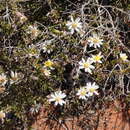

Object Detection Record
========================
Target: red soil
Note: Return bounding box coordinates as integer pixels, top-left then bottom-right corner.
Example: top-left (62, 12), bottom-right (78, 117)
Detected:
top-left (31, 102), bottom-right (130, 130)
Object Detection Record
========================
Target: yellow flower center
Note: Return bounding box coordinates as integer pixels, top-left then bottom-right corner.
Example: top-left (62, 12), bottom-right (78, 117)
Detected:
top-left (83, 63), bottom-right (89, 68)
top-left (94, 55), bottom-right (101, 61)
top-left (71, 23), bottom-right (77, 28)
top-left (89, 88), bottom-right (95, 93)
top-left (44, 61), bottom-right (53, 67)
top-left (92, 38), bottom-right (100, 44)
top-left (32, 29), bottom-right (38, 34)
top-left (55, 97), bottom-right (61, 102)
top-left (121, 56), bottom-right (127, 61)
top-left (30, 49), bottom-right (37, 54)
top-left (11, 77), bottom-right (18, 81)
top-left (80, 90), bottom-right (86, 96)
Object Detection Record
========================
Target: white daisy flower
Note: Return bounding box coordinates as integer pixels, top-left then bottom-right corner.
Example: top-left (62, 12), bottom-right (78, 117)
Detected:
top-left (27, 25), bottom-right (40, 38)
top-left (0, 111), bottom-right (5, 120)
top-left (77, 87), bottom-right (88, 100)
top-left (27, 46), bottom-right (39, 58)
top-left (66, 16), bottom-right (82, 34)
top-left (79, 58), bottom-right (95, 74)
top-left (120, 53), bottom-right (128, 62)
top-left (44, 60), bottom-right (54, 70)
top-left (88, 33), bottom-right (103, 48)
top-left (0, 73), bottom-right (7, 86)
top-left (41, 43), bottom-right (53, 54)
top-left (30, 102), bottom-right (41, 114)
top-left (91, 52), bottom-right (103, 63)
top-left (10, 71), bottom-right (19, 84)
top-left (86, 82), bottom-right (99, 97)
top-left (48, 91), bottom-right (66, 106)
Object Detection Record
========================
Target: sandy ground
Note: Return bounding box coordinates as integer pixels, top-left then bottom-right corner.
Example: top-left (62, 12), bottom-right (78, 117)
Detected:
top-left (31, 101), bottom-right (130, 130)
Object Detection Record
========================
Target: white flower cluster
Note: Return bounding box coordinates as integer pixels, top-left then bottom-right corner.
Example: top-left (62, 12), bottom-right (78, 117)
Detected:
top-left (0, 71), bottom-right (22, 88)
top-left (46, 16), bottom-right (129, 106)
top-left (0, 71), bottom-right (22, 94)
top-left (66, 16), bottom-right (104, 73)
top-left (77, 82), bottom-right (99, 99)
top-left (48, 82), bottom-right (99, 106)
top-left (79, 52), bottom-right (103, 74)
top-left (66, 17), bottom-right (129, 74)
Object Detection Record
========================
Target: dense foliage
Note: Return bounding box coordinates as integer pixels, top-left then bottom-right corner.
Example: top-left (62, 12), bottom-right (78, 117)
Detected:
top-left (0, 0), bottom-right (130, 129)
